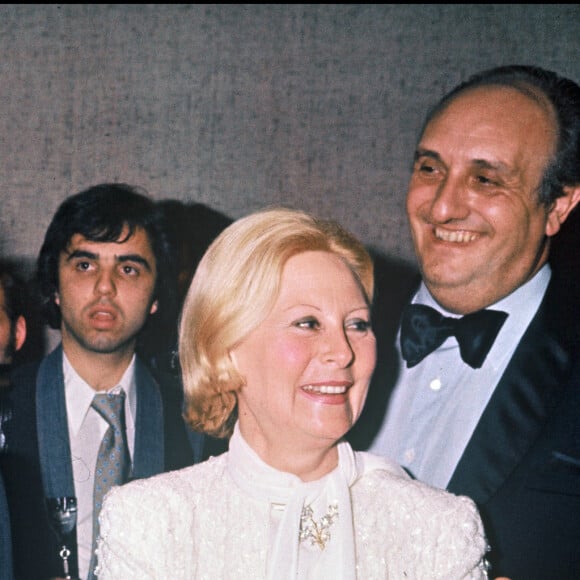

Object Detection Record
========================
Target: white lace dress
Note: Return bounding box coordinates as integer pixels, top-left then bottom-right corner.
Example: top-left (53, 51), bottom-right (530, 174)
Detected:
top-left (97, 425), bottom-right (488, 579)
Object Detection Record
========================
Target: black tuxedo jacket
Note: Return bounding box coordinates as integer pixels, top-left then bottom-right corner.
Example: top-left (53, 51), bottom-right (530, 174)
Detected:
top-left (349, 267), bottom-right (580, 580)
top-left (1, 346), bottom-right (204, 580)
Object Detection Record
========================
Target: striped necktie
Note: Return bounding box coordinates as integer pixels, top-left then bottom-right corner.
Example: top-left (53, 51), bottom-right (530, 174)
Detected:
top-left (89, 391), bottom-right (130, 577)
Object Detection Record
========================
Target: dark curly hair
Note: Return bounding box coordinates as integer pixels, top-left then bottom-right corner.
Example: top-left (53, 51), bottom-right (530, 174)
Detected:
top-left (37, 183), bottom-right (177, 336)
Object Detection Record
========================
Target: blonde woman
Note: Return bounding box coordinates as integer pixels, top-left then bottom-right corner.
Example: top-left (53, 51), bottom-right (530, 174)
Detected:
top-left (97, 208), bottom-right (488, 579)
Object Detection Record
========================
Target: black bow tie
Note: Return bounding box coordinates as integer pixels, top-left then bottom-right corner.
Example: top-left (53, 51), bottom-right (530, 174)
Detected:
top-left (400, 304), bottom-right (508, 369)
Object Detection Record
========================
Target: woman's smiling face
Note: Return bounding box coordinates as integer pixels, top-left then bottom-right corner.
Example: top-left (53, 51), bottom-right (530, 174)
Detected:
top-left (232, 250), bottom-right (376, 464)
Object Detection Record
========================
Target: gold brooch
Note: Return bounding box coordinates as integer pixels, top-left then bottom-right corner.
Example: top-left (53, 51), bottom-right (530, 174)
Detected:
top-left (299, 502), bottom-right (339, 550)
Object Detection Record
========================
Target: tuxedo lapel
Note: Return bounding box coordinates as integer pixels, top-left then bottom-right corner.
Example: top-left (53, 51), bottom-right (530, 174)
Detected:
top-left (448, 284), bottom-right (574, 504)
top-left (36, 345), bottom-right (75, 498)
top-left (131, 358), bottom-right (164, 479)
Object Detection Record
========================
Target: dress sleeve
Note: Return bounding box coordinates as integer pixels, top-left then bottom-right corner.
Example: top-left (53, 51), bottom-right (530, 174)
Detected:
top-left (96, 481), bottom-right (174, 579)
top-left (435, 494), bottom-right (489, 579)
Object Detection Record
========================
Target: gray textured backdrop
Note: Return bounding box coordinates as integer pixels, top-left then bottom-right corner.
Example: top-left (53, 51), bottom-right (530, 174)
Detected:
top-left (1, 4), bottom-right (579, 268)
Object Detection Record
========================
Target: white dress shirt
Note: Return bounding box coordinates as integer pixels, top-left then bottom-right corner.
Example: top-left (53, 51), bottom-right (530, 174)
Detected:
top-left (64, 353), bottom-right (137, 580)
top-left (369, 264), bottom-right (551, 489)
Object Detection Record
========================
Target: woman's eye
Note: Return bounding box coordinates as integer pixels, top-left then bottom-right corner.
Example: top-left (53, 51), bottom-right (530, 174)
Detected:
top-left (295, 318), bottom-right (319, 330)
top-left (347, 319), bottom-right (371, 332)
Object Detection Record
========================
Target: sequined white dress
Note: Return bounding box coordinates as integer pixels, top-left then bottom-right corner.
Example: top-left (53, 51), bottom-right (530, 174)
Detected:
top-left (97, 425), bottom-right (488, 579)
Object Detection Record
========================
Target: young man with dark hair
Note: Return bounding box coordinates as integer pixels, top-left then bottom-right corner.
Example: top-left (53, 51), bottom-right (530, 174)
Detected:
top-left (3, 184), bottom-right (203, 579)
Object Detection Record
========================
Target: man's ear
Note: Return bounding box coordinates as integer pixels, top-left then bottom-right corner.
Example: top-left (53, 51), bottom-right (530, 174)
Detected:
top-left (546, 185), bottom-right (580, 237)
top-left (149, 299), bottom-right (159, 315)
top-left (14, 315), bottom-right (27, 352)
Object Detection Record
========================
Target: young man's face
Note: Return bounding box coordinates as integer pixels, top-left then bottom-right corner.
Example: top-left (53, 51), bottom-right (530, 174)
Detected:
top-left (55, 227), bottom-right (158, 358)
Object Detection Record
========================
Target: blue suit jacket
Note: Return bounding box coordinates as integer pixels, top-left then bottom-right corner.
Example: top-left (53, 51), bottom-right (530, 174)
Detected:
top-left (3, 346), bottom-right (204, 579)
top-left (350, 267), bottom-right (580, 579)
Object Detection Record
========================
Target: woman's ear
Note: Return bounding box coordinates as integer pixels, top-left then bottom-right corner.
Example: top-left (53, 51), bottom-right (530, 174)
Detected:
top-left (229, 349), bottom-right (239, 372)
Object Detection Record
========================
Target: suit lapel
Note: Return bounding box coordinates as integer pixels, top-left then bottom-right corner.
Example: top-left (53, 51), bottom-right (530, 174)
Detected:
top-left (131, 358), bottom-right (164, 479)
top-left (36, 345), bottom-right (76, 498)
top-left (448, 282), bottom-right (574, 504)
top-left (37, 350), bottom-right (165, 486)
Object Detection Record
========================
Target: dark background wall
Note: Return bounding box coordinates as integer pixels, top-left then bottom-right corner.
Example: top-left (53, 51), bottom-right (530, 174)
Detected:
top-left (1, 4), bottom-right (578, 270)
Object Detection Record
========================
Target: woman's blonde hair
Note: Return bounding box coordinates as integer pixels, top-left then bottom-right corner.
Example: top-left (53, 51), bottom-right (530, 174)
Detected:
top-left (178, 207), bottom-right (374, 438)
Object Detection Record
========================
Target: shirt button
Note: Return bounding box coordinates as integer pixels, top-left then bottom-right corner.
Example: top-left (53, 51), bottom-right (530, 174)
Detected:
top-left (404, 448), bottom-right (415, 463)
top-left (429, 378), bottom-right (442, 391)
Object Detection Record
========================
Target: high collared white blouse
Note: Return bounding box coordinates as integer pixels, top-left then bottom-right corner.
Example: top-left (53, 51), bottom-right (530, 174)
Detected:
top-left (97, 424), bottom-right (488, 579)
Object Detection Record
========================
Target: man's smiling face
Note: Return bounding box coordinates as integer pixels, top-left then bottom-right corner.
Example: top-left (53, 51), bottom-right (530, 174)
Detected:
top-left (406, 85), bottom-right (561, 314)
